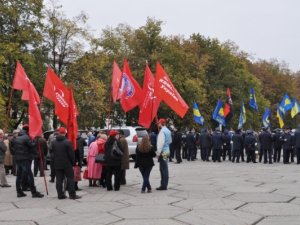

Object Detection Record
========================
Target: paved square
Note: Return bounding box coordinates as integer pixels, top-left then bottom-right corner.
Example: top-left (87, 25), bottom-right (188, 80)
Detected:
top-left (1, 160), bottom-right (300, 225)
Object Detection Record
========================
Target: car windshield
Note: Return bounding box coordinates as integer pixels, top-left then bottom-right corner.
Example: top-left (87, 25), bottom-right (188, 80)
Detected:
top-left (136, 128), bottom-right (147, 137)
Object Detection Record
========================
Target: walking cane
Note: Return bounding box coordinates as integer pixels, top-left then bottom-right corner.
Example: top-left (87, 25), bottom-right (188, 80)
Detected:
top-left (37, 139), bottom-right (49, 195)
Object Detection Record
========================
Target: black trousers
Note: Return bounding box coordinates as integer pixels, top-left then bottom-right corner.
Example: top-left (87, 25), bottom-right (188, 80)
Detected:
top-left (296, 148), bottom-right (300, 164)
top-left (120, 169), bottom-right (126, 185)
top-left (34, 158), bottom-right (45, 176)
top-left (222, 147), bottom-right (231, 161)
top-left (283, 148), bottom-right (292, 164)
top-left (212, 148), bottom-right (221, 162)
top-left (106, 165), bottom-right (121, 191)
top-left (16, 160), bottom-right (36, 194)
top-left (232, 149), bottom-right (241, 162)
top-left (246, 150), bottom-right (256, 163)
top-left (50, 160), bottom-right (56, 181)
top-left (263, 148), bottom-right (272, 163)
top-left (273, 147), bottom-right (282, 162)
top-left (203, 148), bottom-right (210, 161)
top-left (174, 146), bottom-right (182, 162)
top-left (182, 145), bottom-right (187, 159)
top-left (55, 167), bottom-right (76, 198)
top-left (187, 147), bottom-right (196, 161)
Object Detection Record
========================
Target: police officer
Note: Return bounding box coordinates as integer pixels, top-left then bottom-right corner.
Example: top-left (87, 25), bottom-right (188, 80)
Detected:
top-left (259, 127), bottom-right (273, 164)
top-left (200, 128), bottom-right (212, 161)
top-left (244, 130), bottom-right (257, 163)
top-left (186, 128), bottom-right (197, 161)
top-left (222, 129), bottom-right (231, 161)
top-left (172, 128), bottom-right (182, 163)
top-left (294, 125), bottom-right (300, 164)
top-left (232, 129), bottom-right (244, 163)
top-left (280, 127), bottom-right (295, 164)
top-left (212, 127), bottom-right (223, 162)
top-left (273, 129), bottom-right (283, 163)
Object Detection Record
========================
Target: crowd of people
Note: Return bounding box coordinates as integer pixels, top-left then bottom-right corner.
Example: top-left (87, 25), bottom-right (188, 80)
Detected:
top-left (1, 119), bottom-right (300, 199)
top-left (169, 126), bottom-right (300, 165)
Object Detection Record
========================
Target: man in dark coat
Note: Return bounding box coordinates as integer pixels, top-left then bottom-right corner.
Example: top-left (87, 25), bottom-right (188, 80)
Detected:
top-left (273, 129), bottom-right (283, 163)
top-left (244, 130), bottom-right (257, 163)
top-left (259, 127), bottom-right (273, 164)
top-left (172, 128), bottom-right (182, 163)
top-left (200, 128), bottom-right (212, 161)
top-left (186, 128), bottom-right (197, 161)
top-left (76, 132), bottom-right (86, 168)
top-left (294, 125), bottom-right (300, 164)
top-left (52, 127), bottom-right (80, 199)
top-left (104, 130), bottom-right (123, 191)
top-left (232, 129), bottom-right (244, 163)
top-left (11, 125), bottom-right (44, 198)
top-left (212, 127), bottom-right (223, 162)
top-left (222, 129), bottom-right (232, 161)
top-left (280, 127), bottom-right (295, 164)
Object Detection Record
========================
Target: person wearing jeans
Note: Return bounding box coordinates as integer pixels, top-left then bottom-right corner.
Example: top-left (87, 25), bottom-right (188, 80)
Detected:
top-left (135, 135), bottom-right (156, 193)
top-left (156, 119), bottom-right (172, 191)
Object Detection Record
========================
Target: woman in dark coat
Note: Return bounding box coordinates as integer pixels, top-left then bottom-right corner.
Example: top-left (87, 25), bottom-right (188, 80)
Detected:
top-left (135, 135), bottom-right (156, 193)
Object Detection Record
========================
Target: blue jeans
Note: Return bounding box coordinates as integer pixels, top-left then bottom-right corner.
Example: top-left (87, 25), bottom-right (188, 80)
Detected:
top-left (159, 157), bottom-right (169, 188)
top-left (16, 160), bottom-right (36, 194)
top-left (139, 166), bottom-right (153, 191)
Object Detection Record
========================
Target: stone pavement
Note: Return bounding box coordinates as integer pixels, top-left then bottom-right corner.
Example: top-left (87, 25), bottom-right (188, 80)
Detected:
top-left (1, 160), bottom-right (300, 225)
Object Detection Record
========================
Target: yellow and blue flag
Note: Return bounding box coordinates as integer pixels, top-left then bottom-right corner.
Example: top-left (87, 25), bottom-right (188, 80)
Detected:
top-left (262, 108), bottom-right (270, 128)
top-left (279, 94), bottom-right (293, 114)
top-left (238, 102), bottom-right (246, 129)
top-left (291, 98), bottom-right (300, 118)
top-left (193, 101), bottom-right (204, 125)
top-left (212, 99), bottom-right (226, 127)
top-left (276, 106), bottom-right (284, 128)
top-left (249, 87), bottom-right (258, 111)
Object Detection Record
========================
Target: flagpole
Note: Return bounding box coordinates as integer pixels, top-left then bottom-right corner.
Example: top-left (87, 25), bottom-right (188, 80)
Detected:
top-left (4, 87), bottom-right (14, 133)
top-left (107, 90), bottom-right (113, 130)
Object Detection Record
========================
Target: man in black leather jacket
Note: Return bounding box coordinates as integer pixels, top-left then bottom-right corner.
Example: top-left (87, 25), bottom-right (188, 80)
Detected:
top-left (11, 124), bottom-right (44, 198)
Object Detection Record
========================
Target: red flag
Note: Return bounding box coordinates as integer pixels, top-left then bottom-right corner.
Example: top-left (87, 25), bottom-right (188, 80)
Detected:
top-left (67, 85), bottom-right (78, 150)
top-left (43, 67), bottom-right (69, 125)
top-left (224, 88), bottom-right (233, 118)
top-left (138, 64), bottom-right (161, 128)
top-left (111, 60), bottom-right (122, 102)
top-left (27, 80), bottom-right (42, 139)
top-left (12, 61), bottom-right (40, 103)
top-left (154, 62), bottom-right (189, 118)
top-left (119, 59), bottom-right (143, 112)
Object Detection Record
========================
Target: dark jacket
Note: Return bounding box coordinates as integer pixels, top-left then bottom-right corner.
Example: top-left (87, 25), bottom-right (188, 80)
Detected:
top-left (232, 132), bottom-right (244, 150)
top-left (104, 137), bottom-right (123, 166)
top-left (200, 131), bottom-right (212, 149)
top-left (223, 131), bottom-right (231, 150)
top-left (244, 133), bottom-right (257, 151)
top-left (135, 146), bottom-right (156, 168)
top-left (186, 132), bottom-right (197, 150)
top-left (0, 140), bottom-right (7, 163)
top-left (212, 131), bottom-right (223, 149)
top-left (273, 131), bottom-right (284, 149)
top-left (259, 131), bottom-right (273, 150)
top-left (280, 132), bottom-right (295, 150)
top-left (294, 129), bottom-right (300, 148)
top-left (11, 130), bottom-right (36, 161)
top-left (173, 131), bottom-right (182, 149)
top-left (52, 135), bottom-right (75, 169)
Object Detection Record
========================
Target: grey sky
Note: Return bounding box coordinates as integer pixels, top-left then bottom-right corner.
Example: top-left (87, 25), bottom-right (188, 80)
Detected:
top-left (59, 0), bottom-right (300, 72)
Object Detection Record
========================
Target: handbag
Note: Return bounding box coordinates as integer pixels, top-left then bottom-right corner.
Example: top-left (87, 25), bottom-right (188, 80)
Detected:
top-left (111, 142), bottom-right (123, 159)
top-left (73, 166), bottom-right (81, 181)
top-left (83, 168), bottom-right (89, 179)
top-left (95, 153), bottom-right (106, 164)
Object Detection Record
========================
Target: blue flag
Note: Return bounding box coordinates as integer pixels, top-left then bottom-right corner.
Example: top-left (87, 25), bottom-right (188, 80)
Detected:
top-left (249, 87), bottom-right (258, 111)
top-left (212, 99), bottom-right (226, 127)
top-left (279, 94), bottom-right (293, 114)
top-left (262, 108), bottom-right (270, 128)
top-left (291, 98), bottom-right (300, 118)
top-left (193, 101), bottom-right (204, 125)
top-left (238, 102), bottom-right (246, 129)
